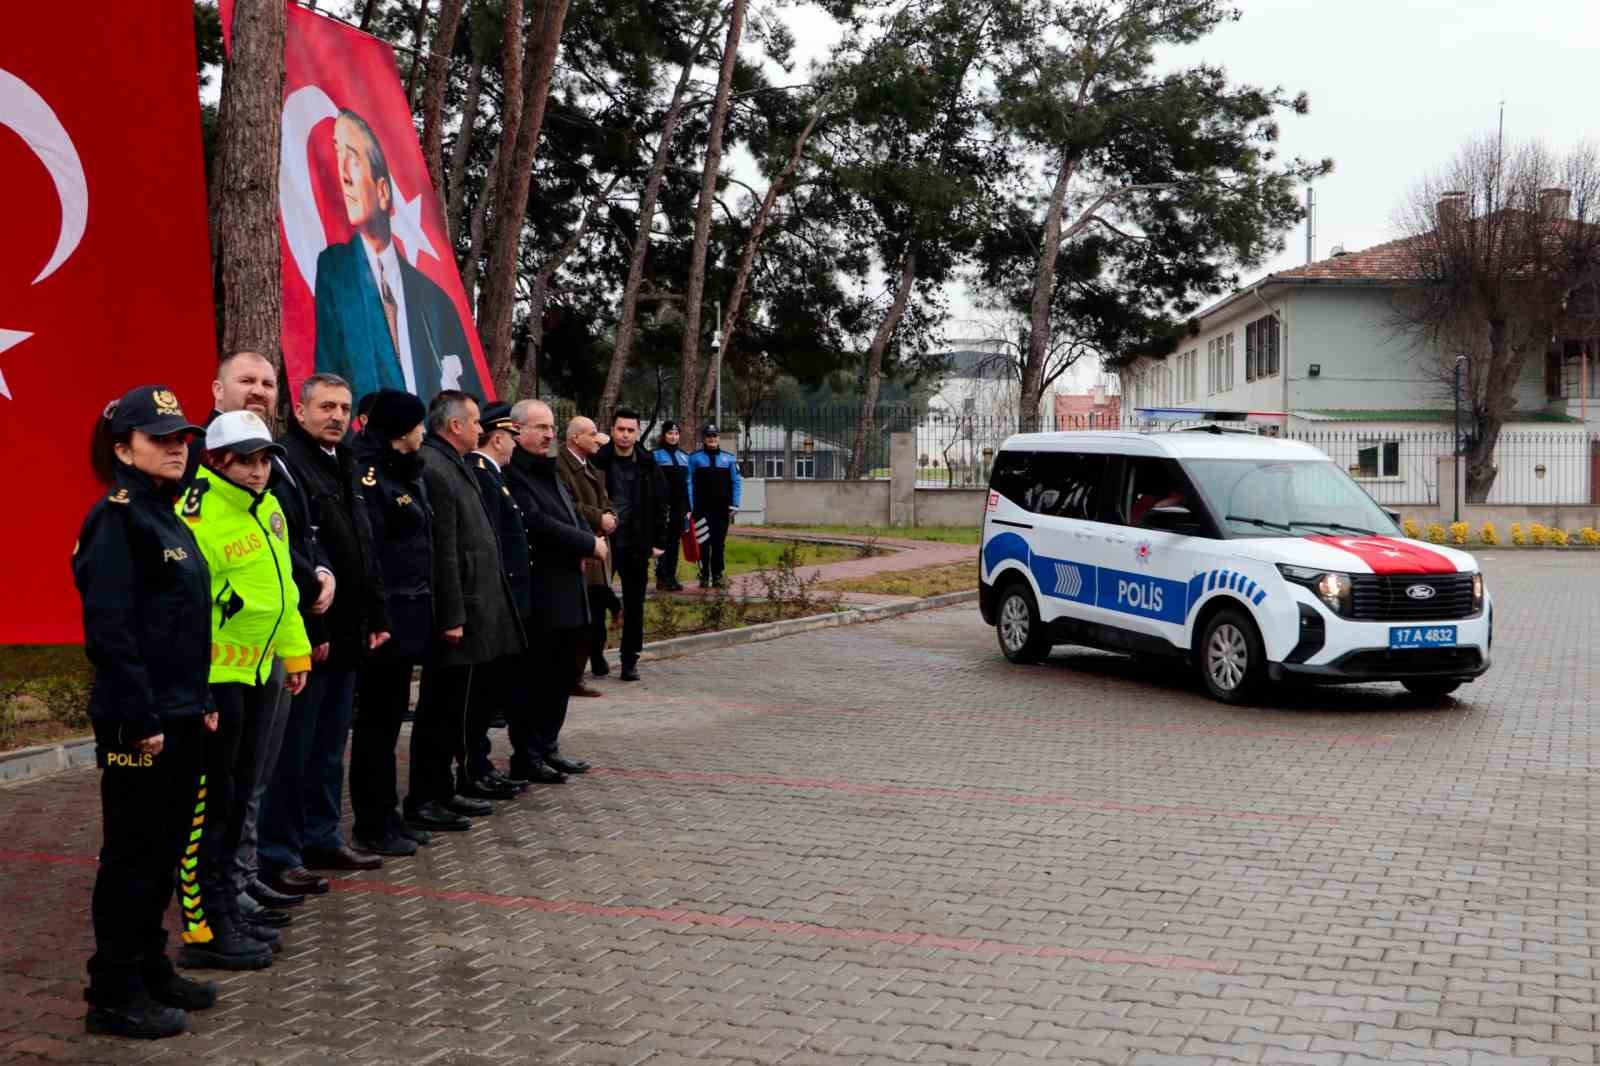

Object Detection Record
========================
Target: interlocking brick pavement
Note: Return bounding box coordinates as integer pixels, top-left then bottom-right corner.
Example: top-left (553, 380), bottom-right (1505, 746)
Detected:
top-left (1, 553), bottom-right (1598, 1065)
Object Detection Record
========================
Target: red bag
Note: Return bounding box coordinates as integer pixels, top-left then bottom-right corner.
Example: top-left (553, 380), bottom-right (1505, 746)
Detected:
top-left (681, 515), bottom-right (701, 563)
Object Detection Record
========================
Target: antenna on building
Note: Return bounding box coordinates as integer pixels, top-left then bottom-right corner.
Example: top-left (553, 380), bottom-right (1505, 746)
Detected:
top-left (1305, 186), bottom-right (1316, 264)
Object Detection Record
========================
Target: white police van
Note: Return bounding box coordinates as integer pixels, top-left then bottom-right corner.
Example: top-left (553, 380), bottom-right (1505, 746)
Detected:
top-left (977, 420), bottom-right (1492, 702)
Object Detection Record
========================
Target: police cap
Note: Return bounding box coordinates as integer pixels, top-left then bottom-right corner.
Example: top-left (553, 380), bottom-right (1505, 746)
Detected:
top-left (481, 401), bottom-right (518, 436)
top-left (109, 385), bottom-right (204, 439)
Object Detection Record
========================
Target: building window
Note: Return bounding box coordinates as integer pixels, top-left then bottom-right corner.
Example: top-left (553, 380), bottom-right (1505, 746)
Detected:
top-left (1356, 440), bottom-right (1400, 479)
top-left (763, 457), bottom-right (785, 478)
top-left (1245, 315), bottom-right (1279, 381)
top-left (1206, 339), bottom-right (1217, 395)
top-left (1224, 332), bottom-right (1235, 391)
top-left (793, 456), bottom-right (815, 479)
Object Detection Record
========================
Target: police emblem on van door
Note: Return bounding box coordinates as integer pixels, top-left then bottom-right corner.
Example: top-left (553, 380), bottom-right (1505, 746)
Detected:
top-left (269, 512), bottom-right (286, 541)
top-left (1135, 540), bottom-right (1152, 566)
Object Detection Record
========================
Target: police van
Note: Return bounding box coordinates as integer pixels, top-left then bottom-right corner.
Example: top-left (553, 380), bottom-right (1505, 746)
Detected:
top-left (978, 417), bottom-right (1492, 703)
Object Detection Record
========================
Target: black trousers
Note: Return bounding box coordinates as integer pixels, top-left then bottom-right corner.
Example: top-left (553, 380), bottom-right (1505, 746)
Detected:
top-left (87, 715), bottom-right (204, 1006)
top-left (699, 511), bottom-right (730, 581)
top-left (515, 627), bottom-right (583, 769)
top-left (196, 683), bottom-right (269, 927)
top-left (616, 553), bottom-right (650, 665)
top-left (656, 508), bottom-right (685, 584)
top-left (407, 660), bottom-right (473, 811)
top-left (351, 658), bottom-right (415, 842)
top-left (464, 653), bottom-right (520, 779)
top-left (586, 585), bottom-right (614, 670)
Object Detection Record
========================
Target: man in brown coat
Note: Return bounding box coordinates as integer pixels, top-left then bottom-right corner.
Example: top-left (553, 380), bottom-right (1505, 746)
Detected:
top-left (557, 416), bottom-right (616, 694)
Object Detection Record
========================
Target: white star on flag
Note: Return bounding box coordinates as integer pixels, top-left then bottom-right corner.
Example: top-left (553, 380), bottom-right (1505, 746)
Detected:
top-left (390, 184), bottom-right (437, 267)
top-left (0, 329), bottom-right (31, 401)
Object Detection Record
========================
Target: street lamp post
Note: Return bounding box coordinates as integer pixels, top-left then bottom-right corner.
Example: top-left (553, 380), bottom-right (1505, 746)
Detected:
top-left (1453, 355), bottom-right (1465, 523)
top-left (711, 298), bottom-right (723, 431)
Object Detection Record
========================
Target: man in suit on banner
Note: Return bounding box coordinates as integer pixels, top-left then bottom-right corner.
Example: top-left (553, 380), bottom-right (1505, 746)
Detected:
top-left (313, 108), bottom-right (482, 403)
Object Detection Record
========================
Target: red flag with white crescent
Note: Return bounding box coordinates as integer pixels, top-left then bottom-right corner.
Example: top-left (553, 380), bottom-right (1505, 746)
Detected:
top-left (1303, 536), bottom-right (1460, 575)
top-left (0, 5), bottom-right (217, 643)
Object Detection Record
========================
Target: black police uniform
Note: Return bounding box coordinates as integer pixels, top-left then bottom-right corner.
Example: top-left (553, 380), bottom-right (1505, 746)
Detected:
top-left (349, 429), bottom-right (435, 847)
top-left (73, 390), bottom-right (213, 1031)
top-left (465, 445), bottom-right (532, 789)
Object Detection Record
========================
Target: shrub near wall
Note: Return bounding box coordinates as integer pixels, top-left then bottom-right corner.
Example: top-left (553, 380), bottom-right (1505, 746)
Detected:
top-left (1400, 518), bottom-right (1600, 549)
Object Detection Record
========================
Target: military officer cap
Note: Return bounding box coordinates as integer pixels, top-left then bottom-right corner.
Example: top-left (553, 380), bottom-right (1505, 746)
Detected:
top-left (109, 385), bottom-right (205, 438)
top-left (481, 401), bottom-right (518, 437)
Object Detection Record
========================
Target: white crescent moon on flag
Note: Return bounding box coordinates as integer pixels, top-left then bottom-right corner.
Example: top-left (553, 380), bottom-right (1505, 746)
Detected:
top-left (0, 66), bottom-right (88, 284)
top-left (280, 85), bottom-right (339, 294)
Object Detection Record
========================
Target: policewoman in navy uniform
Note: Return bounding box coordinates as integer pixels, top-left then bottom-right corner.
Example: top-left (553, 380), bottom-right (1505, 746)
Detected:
top-left (73, 386), bottom-right (219, 1039)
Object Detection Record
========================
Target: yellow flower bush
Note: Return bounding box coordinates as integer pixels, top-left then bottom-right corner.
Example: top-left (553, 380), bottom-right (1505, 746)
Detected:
top-left (1510, 522), bottom-right (1526, 545)
top-left (1582, 527), bottom-right (1600, 546)
top-left (1425, 522), bottom-right (1446, 544)
top-left (1449, 522), bottom-right (1469, 545)
top-left (1402, 518), bottom-right (1421, 540)
top-left (1551, 528), bottom-right (1571, 547)
top-left (1478, 522), bottom-right (1499, 545)
top-left (1529, 523), bottom-right (1550, 546)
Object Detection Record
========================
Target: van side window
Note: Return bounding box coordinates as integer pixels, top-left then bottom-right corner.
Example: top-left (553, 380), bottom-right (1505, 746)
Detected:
top-left (1115, 457), bottom-right (1209, 533)
top-left (988, 450), bottom-right (1033, 510)
top-left (1028, 452), bottom-right (1107, 520)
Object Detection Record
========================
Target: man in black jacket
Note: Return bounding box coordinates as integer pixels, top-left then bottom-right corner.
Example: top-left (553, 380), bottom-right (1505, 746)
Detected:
top-left (594, 409), bottom-right (671, 682)
top-left (461, 402), bottom-right (532, 798)
top-left (259, 374), bottom-right (389, 895)
top-left (407, 391), bottom-right (526, 828)
top-left (505, 399), bottom-right (607, 779)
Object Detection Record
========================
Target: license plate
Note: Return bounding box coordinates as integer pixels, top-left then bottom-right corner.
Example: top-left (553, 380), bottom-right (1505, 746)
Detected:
top-left (1389, 625), bottom-right (1457, 649)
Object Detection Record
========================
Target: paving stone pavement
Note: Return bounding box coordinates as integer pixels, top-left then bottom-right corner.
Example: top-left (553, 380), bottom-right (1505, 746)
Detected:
top-left (1, 552), bottom-right (1597, 1066)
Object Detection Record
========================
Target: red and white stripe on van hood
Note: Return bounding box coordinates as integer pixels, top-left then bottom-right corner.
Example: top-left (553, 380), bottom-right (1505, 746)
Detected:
top-left (1252, 535), bottom-right (1473, 575)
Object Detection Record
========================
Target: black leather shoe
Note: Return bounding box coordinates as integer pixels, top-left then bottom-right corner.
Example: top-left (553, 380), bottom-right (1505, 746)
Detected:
top-left (177, 926), bottom-right (272, 971)
top-left (395, 820), bottom-right (434, 845)
top-left (246, 879), bottom-right (304, 908)
top-left (543, 752), bottom-right (590, 775)
top-left (356, 833), bottom-right (419, 858)
top-left (404, 802), bottom-right (471, 832)
top-left (512, 760), bottom-right (566, 784)
top-left (147, 973), bottom-right (217, 1011)
top-left (303, 845), bottom-right (383, 872)
top-left (241, 923), bottom-right (282, 952)
top-left (85, 1001), bottom-right (187, 1039)
top-left (489, 768), bottom-right (530, 791)
top-left (590, 657), bottom-right (611, 676)
top-left (262, 867), bottom-right (329, 896)
top-left (242, 905), bottom-right (291, 928)
top-left (620, 664), bottom-right (640, 682)
top-left (457, 774), bottom-right (519, 800)
top-left (440, 794), bottom-right (493, 817)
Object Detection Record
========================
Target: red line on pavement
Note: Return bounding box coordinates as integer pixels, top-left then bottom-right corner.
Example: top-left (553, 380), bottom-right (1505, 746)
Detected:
top-left (0, 847), bottom-right (1237, 974)
top-left (588, 767), bottom-right (1338, 825)
top-left (328, 877), bottom-right (1238, 974)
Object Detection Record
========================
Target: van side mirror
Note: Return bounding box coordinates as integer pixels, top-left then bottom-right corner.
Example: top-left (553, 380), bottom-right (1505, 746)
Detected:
top-left (1383, 509), bottom-right (1401, 526)
top-left (1141, 506), bottom-right (1203, 535)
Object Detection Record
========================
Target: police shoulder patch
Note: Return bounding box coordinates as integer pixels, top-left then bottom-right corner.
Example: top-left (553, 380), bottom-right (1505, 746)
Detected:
top-left (108, 487), bottom-right (130, 505)
top-left (180, 482), bottom-right (207, 517)
top-left (269, 511), bottom-right (287, 541)
top-left (361, 466), bottom-right (378, 487)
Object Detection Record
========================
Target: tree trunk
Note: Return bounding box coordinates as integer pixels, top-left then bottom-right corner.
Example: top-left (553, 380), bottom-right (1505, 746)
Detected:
top-left (846, 252), bottom-right (918, 479)
top-left (445, 56), bottom-right (486, 239)
top-left (358, 0), bottom-right (378, 31)
top-left (212, 0), bottom-right (287, 361)
top-left (1021, 153), bottom-right (1077, 432)
top-left (461, 139), bottom-right (499, 307)
top-left (674, 0), bottom-right (748, 442)
top-left (596, 23), bottom-right (712, 424)
top-left (478, 0), bottom-right (573, 392)
top-left (1465, 318), bottom-right (1523, 502)
top-left (692, 92), bottom-right (830, 427)
top-left (418, 0), bottom-right (468, 206)
top-left (471, 0), bottom-right (523, 336)
top-left (405, 0), bottom-right (432, 107)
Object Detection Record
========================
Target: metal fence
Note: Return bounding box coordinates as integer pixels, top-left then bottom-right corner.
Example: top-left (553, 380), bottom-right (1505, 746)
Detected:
top-left (699, 407), bottom-right (1599, 507)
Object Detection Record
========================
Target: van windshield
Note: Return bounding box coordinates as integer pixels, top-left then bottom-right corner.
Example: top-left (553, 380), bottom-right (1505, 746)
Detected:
top-left (1182, 458), bottom-right (1400, 538)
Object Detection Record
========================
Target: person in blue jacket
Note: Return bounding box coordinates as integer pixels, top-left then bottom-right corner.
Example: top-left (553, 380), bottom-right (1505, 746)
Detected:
top-left (74, 385), bottom-right (219, 1039)
top-left (650, 421), bottom-right (690, 591)
top-left (686, 424), bottom-right (741, 588)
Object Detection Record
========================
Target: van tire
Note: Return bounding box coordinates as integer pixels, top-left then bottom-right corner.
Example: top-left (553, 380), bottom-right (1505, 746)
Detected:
top-left (996, 582), bottom-right (1050, 664)
top-left (1197, 608), bottom-right (1264, 703)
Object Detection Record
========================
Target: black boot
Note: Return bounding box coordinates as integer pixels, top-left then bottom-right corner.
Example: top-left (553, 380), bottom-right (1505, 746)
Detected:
top-left (143, 954), bottom-right (218, 1011)
top-left (84, 996), bottom-right (187, 1040)
top-left (176, 918), bottom-right (272, 972)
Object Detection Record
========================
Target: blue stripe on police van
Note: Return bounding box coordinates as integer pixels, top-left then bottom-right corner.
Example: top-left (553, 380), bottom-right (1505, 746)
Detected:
top-left (1252, 589), bottom-right (1267, 606)
top-left (982, 531), bottom-right (1030, 575)
top-left (1029, 554), bottom-right (1096, 606)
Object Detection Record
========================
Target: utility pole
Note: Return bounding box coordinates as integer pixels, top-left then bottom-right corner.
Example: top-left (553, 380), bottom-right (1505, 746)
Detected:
top-left (1453, 355), bottom-right (1465, 523)
top-left (711, 298), bottom-right (723, 430)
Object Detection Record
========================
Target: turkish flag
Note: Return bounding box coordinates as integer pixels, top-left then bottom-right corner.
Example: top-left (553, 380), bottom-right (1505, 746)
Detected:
top-left (222, 2), bottom-right (493, 405)
top-left (0, 3), bottom-right (217, 644)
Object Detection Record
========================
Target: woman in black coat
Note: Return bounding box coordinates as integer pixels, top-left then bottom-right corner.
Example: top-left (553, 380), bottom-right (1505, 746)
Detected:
top-left (347, 391), bottom-right (435, 856)
top-left (73, 386), bottom-right (219, 1039)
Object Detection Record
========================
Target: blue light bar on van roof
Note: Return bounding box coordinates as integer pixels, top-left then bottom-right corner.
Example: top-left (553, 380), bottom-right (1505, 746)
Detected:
top-left (1133, 407), bottom-right (1287, 423)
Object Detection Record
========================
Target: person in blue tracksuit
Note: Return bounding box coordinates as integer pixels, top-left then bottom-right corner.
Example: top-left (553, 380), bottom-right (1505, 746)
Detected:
top-left (650, 421), bottom-right (690, 591)
top-left (685, 424), bottom-right (741, 588)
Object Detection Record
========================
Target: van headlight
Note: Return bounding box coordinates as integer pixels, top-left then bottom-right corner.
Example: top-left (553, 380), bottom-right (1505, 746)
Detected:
top-left (1472, 571), bottom-right (1483, 611)
top-left (1278, 564), bottom-right (1352, 616)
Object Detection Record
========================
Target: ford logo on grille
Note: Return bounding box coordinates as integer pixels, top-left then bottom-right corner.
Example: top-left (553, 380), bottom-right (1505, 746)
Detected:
top-left (1406, 584), bottom-right (1437, 601)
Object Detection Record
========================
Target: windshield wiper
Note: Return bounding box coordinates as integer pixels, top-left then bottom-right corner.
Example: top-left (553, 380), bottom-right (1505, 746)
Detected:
top-left (1225, 514), bottom-right (1295, 533)
top-left (1291, 521), bottom-right (1378, 536)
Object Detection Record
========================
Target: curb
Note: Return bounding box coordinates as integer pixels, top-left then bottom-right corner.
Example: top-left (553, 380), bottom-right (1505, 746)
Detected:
top-left (639, 590), bottom-right (977, 662)
top-left (0, 592), bottom-right (979, 787)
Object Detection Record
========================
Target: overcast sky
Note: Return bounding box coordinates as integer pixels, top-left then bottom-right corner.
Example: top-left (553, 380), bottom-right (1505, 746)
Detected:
top-left (778, 0), bottom-right (1600, 385)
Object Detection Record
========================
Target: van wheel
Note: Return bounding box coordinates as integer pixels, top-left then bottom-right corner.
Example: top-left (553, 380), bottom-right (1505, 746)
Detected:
top-left (1401, 679), bottom-right (1461, 701)
top-left (996, 583), bottom-right (1049, 664)
top-left (1198, 608), bottom-right (1263, 703)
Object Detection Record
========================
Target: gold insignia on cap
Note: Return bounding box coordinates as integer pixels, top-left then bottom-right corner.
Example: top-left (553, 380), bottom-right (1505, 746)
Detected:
top-left (152, 390), bottom-right (183, 416)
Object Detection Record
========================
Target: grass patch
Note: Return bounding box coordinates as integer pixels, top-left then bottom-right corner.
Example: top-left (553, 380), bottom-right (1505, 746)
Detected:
top-left (765, 524), bottom-right (980, 545)
top-left (1, 645), bottom-right (93, 751)
top-left (672, 535), bottom-right (862, 584)
top-left (819, 561), bottom-right (976, 598)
